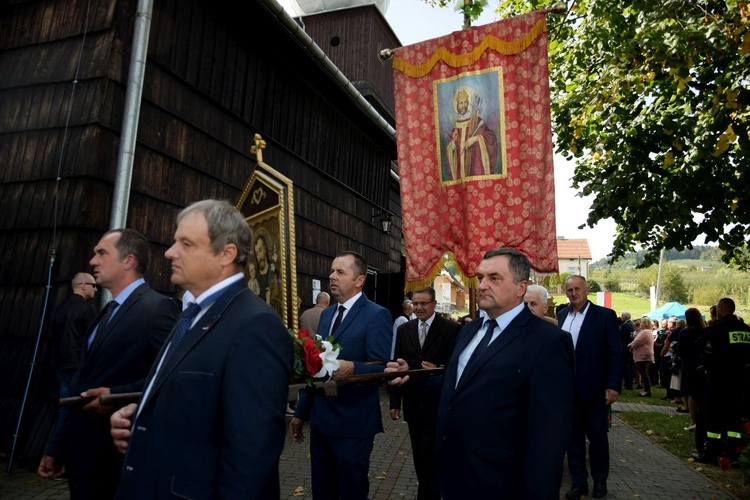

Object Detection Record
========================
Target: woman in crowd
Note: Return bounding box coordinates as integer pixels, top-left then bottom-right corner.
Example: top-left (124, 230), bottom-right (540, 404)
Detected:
top-left (674, 308), bottom-right (707, 431)
top-left (629, 316), bottom-right (655, 397)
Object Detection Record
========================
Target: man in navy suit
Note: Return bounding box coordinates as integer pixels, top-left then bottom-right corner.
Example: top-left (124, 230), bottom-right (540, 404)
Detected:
top-left (558, 275), bottom-right (623, 499)
top-left (388, 248), bottom-right (575, 499)
top-left (389, 286), bottom-right (459, 500)
top-left (111, 199), bottom-right (292, 498)
top-left (38, 229), bottom-right (178, 499)
top-left (290, 251), bottom-right (392, 499)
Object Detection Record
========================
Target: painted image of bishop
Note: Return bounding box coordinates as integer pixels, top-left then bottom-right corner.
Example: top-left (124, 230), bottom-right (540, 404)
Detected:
top-left (445, 84), bottom-right (499, 180)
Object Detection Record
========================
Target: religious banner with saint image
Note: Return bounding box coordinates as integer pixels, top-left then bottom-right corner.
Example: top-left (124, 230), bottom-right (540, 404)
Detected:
top-left (393, 10), bottom-right (558, 289)
top-left (236, 135), bottom-right (298, 329)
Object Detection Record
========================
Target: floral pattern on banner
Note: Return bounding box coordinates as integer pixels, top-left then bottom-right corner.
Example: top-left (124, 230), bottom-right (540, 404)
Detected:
top-left (393, 11), bottom-right (558, 289)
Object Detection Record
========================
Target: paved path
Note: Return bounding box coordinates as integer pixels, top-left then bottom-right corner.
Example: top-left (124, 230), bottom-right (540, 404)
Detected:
top-left (0, 393), bottom-right (739, 499)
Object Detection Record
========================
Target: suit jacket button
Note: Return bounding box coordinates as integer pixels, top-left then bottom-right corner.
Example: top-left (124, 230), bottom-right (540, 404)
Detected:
top-left (125, 465), bottom-right (134, 471)
top-left (136, 426), bottom-right (146, 431)
top-left (442, 435), bottom-right (447, 441)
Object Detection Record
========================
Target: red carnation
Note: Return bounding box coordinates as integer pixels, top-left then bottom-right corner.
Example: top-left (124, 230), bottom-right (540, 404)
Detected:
top-left (298, 329), bottom-right (310, 339)
top-left (303, 338), bottom-right (323, 376)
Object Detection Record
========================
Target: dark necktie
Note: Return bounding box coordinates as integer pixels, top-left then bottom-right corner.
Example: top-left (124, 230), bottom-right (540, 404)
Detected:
top-left (164, 302), bottom-right (201, 363)
top-left (88, 300), bottom-right (118, 349)
top-left (465, 318), bottom-right (498, 369)
top-left (331, 305), bottom-right (346, 335)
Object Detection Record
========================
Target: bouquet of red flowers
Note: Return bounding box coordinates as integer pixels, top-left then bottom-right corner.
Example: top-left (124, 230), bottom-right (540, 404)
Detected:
top-left (290, 329), bottom-right (342, 388)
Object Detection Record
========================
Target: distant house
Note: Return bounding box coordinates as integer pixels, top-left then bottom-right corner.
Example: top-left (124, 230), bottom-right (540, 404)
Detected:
top-left (556, 237), bottom-right (592, 279)
top-left (433, 268), bottom-right (468, 313)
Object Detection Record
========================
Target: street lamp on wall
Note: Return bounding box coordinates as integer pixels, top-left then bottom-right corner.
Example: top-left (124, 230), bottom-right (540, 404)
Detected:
top-left (372, 208), bottom-right (393, 233)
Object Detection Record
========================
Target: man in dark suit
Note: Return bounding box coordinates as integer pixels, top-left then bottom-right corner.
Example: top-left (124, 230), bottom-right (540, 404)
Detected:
top-left (389, 286), bottom-right (458, 500)
top-left (619, 311), bottom-right (635, 390)
top-left (38, 229), bottom-right (178, 499)
top-left (558, 275), bottom-right (623, 499)
top-left (290, 251), bottom-right (392, 500)
top-left (388, 248), bottom-right (575, 499)
top-left (111, 199), bottom-right (293, 498)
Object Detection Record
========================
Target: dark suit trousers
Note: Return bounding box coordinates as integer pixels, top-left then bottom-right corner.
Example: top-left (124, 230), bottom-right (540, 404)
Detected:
top-left (407, 416), bottom-right (440, 500)
top-left (567, 397), bottom-right (610, 486)
top-left (622, 348), bottom-right (634, 389)
top-left (310, 428), bottom-right (374, 500)
top-left (66, 420), bottom-right (122, 500)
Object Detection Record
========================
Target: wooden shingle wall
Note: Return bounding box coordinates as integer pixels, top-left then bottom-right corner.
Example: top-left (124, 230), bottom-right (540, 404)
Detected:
top-left (0, 0), bottom-right (400, 460)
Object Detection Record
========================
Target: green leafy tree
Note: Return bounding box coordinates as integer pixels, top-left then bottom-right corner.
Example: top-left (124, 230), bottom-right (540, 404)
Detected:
top-left (662, 266), bottom-right (690, 303)
top-left (433, 0), bottom-right (750, 268)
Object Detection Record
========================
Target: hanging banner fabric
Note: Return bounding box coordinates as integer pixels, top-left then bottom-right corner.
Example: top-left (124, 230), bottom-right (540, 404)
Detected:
top-left (393, 10), bottom-right (558, 289)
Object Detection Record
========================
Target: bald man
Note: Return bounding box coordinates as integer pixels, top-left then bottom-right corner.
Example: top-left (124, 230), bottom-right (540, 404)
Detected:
top-left (41, 273), bottom-right (99, 476)
top-left (299, 292), bottom-right (330, 334)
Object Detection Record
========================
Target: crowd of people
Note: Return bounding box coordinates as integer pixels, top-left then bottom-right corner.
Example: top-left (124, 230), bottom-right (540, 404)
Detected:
top-left (617, 301), bottom-right (750, 467)
top-left (36, 210), bottom-right (750, 500)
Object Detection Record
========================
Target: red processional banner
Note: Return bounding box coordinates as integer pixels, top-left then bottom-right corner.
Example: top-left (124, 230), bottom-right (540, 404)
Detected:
top-left (393, 10), bottom-right (558, 290)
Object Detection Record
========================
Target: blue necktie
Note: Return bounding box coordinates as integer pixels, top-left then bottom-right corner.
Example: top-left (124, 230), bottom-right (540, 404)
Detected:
top-left (331, 305), bottom-right (346, 335)
top-left (465, 318), bottom-right (498, 369)
top-left (165, 302), bottom-right (201, 363)
top-left (87, 300), bottom-right (118, 349)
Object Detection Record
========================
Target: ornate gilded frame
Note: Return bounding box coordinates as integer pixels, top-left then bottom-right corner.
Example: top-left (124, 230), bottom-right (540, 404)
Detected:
top-left (236, 135), bottom-right (298, 329)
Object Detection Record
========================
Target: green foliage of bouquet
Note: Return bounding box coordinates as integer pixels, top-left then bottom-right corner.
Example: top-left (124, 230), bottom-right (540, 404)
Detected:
top-left (289, 329), bottom-right (342, 388)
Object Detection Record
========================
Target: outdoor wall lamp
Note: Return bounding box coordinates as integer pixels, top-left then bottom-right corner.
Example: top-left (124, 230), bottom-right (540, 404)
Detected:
top-left (372, 209), bottom-right (393, 233)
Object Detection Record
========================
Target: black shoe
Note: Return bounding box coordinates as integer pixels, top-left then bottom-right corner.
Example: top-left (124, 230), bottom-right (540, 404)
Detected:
top-left (565, 484), bottom-right (589, 499)
top-left (691, 452), bottom-right (717, 465)
top-left (676, 407), bottom-right (689, 413)
top-left (660, 395), bottom-right (670, 400)
top-left (593, 483), bottom-right (607, 498)
top-left (638, 392), bottom-right (651, 397)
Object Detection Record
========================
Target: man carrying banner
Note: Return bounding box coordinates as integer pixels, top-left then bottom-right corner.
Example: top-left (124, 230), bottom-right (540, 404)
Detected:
top-left (290, 251), bottom-right (392, 500)
top-left (387, 248), bottom-right (574, 498)
top-left (110, 199), bottom-right (292, 498)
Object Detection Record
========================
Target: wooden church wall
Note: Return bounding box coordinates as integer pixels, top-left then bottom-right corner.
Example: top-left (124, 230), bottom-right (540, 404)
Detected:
top-left (302, 5), bottom-right (398, 115)
top-left (0, 0), bottom-right (401, 460)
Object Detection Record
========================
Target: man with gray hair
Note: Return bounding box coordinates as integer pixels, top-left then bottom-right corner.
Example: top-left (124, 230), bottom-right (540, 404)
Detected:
top-left (524, 284), bottom-right (557, 325)
top-left (300, 291), bottom-right (330, 334)
top-left (111, 199), bottom-right (293, 498)
top-left (391, 299), bottom-right (414, 358)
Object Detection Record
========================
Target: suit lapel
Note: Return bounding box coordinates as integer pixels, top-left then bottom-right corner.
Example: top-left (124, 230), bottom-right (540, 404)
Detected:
top-left (332, 294), bottom-right (367, 343)
top-left (454, 310), bottom-right (531, 394)
top-left (421, 318), bottom-right (439, 352)
top-left (142, 281), bottom-right (247, 410)
top-left (445, 320), bottom-right (481, 394)
top-left (317, 305), bottom-right (335, 338)
top-left (86, 283), bottom-right (146, 360)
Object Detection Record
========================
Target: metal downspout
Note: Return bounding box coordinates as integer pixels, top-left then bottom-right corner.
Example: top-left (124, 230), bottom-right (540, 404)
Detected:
top-left (110, 0), bottom-right (154, 231)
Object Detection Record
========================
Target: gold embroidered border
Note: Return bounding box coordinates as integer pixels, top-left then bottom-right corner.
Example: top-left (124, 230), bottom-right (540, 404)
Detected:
top-left (393, 18), bottom-right (547, 79)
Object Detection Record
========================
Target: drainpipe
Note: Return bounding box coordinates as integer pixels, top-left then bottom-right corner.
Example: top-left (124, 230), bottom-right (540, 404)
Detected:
top-left (110, 0), bottom-right (154, 231)
top-left (105, 0), bottom-right (154, 302)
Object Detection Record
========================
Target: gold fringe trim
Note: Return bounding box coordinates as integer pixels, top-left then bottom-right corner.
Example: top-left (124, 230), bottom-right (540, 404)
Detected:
top-left (393, 18), bottom-right (547, 79)
top-left (404, 259), bottom-right (444, 294)
top-left (404, 253), bottom-right (480, 293)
